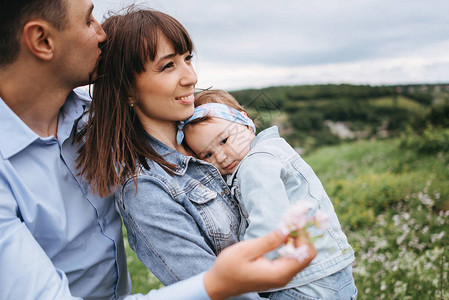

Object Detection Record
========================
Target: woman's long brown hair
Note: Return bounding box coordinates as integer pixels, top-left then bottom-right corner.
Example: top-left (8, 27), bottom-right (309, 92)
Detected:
top-left (76, 8), bottom-right (194, 197)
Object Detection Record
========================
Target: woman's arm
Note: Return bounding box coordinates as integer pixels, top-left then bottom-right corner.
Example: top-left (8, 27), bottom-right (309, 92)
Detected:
top-left (118, 176), bottom-right (261, 299)
top-left (124, 231), bottom-right (315, 300)
top-left (204, 230), bottom-right (316, 299)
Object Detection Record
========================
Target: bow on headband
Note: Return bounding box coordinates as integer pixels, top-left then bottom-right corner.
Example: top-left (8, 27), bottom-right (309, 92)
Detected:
top-left (176, 103), bottom-right (256, 145)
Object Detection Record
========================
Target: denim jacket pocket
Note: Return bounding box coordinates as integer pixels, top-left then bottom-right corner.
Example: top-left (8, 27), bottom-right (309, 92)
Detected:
top-left (186, 181), bottom-right (238, 249)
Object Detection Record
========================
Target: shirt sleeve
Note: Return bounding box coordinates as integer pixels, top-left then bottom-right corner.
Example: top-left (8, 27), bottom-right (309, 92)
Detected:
top-left (0, 185), bottom-right (80, 299)
top-left (118, 176), bottom-right (261, 300)
top-left (123, 273), bottom-right (210, 300)
top-left (237, 153), bottom-right (292, 257)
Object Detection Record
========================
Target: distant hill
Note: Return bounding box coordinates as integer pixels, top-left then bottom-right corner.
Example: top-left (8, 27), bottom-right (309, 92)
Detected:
top-left (229, 83), bottom-right (449, 152)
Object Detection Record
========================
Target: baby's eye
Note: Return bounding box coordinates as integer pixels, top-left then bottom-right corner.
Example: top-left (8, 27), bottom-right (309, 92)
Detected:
top-left (204, 153), bottom-right (212, 159)
top-left (220, 138), bottom-right (228, 145)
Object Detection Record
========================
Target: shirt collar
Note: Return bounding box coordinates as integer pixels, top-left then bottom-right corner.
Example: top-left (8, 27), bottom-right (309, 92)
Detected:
top-left (0, 87), bottom-right (91, 159)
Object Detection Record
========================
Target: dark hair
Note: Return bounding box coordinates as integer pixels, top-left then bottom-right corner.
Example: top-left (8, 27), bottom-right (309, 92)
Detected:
top-left (0, 0), bottom-right (68, 66)
top-left (185, 89), bottom-right (251, 126)
top-left (77, 8), bottom-right (194, 197)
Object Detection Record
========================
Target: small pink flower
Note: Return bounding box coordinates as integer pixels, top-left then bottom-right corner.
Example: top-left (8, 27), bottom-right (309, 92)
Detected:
top-left (279, 244), bottom-right (310, 262)
top-left (277, 201), bottom-right (329, 261)
top-left (313, 210), bottom-right (329, 230)
top-left (278, 201), bottom-right (313, 235)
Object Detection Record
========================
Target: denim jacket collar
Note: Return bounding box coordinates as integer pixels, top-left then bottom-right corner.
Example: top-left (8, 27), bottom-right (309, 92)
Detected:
top-left (226, 126), bottom-right (280, 186)
top-left (144, 133), bottom-right (194, 176)
top-left (250, 125), bottom-right (280, 149)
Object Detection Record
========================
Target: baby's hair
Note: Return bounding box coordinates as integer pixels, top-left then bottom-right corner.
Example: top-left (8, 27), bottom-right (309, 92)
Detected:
top-left (186, 90), bottom-right (252, 127)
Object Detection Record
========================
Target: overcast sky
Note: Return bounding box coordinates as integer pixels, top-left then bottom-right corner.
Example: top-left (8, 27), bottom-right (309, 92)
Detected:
top-left (92, 0), bottom-right (449, 91)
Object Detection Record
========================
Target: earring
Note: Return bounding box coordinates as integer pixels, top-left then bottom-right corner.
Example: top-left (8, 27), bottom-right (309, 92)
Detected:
top-left (128, 96), bottom-right (136, 108)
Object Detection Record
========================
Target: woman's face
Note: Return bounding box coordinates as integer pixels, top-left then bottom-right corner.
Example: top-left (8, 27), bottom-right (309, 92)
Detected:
top-left (133, 33), bottom-right (197, 130)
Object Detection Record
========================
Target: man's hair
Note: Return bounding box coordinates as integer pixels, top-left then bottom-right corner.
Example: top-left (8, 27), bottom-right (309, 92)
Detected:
top-left (0, 0), bottom-right (68, 66)
top-left (185, 89), bottom-right (251, 126)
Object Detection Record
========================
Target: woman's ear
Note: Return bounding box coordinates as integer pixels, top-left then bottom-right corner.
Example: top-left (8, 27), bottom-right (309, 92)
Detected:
top-left (128, 96), bottom-right (137, 108)
top-left (23, 21), bottom-right (54, 61)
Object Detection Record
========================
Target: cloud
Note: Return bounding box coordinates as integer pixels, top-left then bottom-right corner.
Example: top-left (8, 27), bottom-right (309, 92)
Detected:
top-left (92, 0), bottom-right (449, 89)
top-left (195, 54), bottom-right (449, 90)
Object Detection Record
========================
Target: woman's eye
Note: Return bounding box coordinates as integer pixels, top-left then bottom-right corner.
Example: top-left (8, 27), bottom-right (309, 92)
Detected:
top-left (204, 153), bottom-right (212, 159)
top-left (185, 54), bottom-right (193, 62)
top-left (220, 138), bottom-right (228, 145)
top-left (161, 62), bottom-right (174, 71)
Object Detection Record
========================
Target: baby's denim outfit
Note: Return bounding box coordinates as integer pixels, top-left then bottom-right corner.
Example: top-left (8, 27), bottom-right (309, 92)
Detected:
top-left (227, 126), bottom-right (357, 299)
top-left (115, 134), bottom-right (261, 299)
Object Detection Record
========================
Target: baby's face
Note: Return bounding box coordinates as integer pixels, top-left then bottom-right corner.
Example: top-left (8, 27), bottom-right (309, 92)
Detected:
top-left (184, 117), bottom-right (255, 175)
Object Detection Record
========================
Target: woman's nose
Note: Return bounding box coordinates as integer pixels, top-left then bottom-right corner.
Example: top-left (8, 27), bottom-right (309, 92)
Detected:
top-left (180, 63), bottom-right (197, 87)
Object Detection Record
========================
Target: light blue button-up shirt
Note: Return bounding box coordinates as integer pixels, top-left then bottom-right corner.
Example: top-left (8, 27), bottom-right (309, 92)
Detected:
top-left (0, 88), bottom-right (209, 300)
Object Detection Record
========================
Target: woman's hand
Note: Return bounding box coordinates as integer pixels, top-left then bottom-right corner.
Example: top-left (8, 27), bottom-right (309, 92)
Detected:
top-left (203, 230), bottom-right (316, 300)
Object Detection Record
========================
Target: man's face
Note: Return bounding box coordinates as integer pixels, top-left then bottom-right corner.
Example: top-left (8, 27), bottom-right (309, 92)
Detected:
top-left (53, 0), bottom-right (106, 87)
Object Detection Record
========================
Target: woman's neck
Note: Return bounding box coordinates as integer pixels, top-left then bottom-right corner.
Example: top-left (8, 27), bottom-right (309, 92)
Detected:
top-left (140, 119), bottom-right (192, 155)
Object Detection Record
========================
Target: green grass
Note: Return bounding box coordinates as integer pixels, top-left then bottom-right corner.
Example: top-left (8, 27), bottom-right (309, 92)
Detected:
top-left (369, 96), bottom-right (426, 112)
top-left (304, 137), bottom-right (449, 299)
top-left (124, 134), bottom-right (449, 298)
top-left (123, 226), bottom-right (163, 294)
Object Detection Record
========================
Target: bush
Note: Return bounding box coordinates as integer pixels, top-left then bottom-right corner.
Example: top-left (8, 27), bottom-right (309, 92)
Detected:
top-left (304, 138), bottom-right (449, 299)
top-left (400, 126), bottom-right (449, 154)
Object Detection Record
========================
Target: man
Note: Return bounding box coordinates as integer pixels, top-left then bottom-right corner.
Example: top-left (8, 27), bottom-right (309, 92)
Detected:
top-left (0, 0), bottom-right (315, 299)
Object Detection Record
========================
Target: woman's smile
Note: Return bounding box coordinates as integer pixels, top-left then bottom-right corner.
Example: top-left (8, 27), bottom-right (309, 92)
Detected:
top-left (176, 93), bottom-right (195, 104)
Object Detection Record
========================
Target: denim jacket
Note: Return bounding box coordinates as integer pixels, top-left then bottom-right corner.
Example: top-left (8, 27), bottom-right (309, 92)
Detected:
top-left (227, 126), bottom-right (355, 291)
top-left (115, 134), bottom-right (261, 299)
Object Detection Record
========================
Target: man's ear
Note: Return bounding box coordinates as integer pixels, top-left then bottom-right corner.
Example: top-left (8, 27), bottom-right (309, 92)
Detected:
top-left (23, 21), bottom-right (55, 61)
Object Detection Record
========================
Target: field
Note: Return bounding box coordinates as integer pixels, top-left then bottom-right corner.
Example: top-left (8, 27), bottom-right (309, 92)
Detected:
top-left (124, 84), bottom-right (449, 298)
top-left (306, 136), bottom-right (448, 299)
top-left (124, 131), bottom-right (449, 299)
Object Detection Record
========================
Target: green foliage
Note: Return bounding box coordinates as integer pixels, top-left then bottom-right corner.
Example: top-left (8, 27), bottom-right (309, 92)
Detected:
top-left (427, 104), bottom-right (449, 128)
top-left (122, 83), bottom-right (449, 297)
top-left (230, 84), bottom-right (443, 150)
top-left (123, 226), bottom-right (164, 294)
top-left (124, 136), bottom-right (449, 298)
top-left (304, 138), bottom-right (449, 299)
top-left (290, 110), bottom-right (324, 130)
top-left (400, 126), bottom-right (449, 154)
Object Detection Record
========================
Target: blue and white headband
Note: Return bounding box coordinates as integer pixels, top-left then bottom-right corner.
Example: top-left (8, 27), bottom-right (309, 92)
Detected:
top-left (176, 103), bottom-right (256, 145)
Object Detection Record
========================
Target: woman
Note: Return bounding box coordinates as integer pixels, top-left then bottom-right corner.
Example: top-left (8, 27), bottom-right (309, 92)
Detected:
top-left (77, 8), bottom-right (314, 299)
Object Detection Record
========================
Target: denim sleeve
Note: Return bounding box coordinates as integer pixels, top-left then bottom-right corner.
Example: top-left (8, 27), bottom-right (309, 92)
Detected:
top-left (237, 153), bottom-right (292, 258)
top-left (0, 186), bottom-right (79, 299)
top-left (118, 177), bottom-right (262, 300)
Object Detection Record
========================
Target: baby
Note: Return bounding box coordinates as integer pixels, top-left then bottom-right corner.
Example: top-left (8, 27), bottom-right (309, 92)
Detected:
top-left (177, 89), bottom-right (357, 299)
